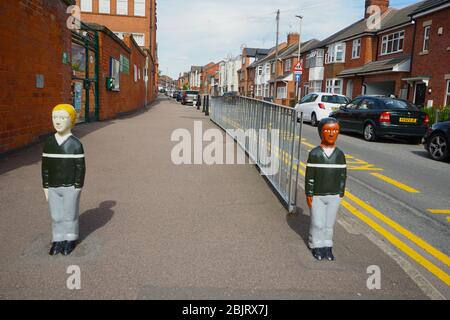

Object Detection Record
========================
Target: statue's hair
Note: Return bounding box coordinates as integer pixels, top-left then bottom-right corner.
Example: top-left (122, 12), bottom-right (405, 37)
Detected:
top-left (318, 117), bottom-right (340, 137)
top-left (53, 104), bottom-right (77, 127)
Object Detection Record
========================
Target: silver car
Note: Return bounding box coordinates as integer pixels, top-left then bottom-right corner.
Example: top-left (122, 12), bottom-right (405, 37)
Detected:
top-left (182, 90), bottom-right (199, 105)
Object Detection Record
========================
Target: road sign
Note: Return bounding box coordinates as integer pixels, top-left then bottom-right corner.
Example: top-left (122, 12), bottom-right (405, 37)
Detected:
top-left (293, 62), bottom-right (303, 72)
top-left (295, 74), bottom-right (301, 83)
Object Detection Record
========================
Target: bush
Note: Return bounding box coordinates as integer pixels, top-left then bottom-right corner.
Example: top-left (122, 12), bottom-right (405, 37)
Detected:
top-left (422, 106), bottom-right (450, 124)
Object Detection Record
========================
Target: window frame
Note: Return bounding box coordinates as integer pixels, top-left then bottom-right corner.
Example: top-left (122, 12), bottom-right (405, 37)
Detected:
top-left (134, 0), bottom-right (146, 17)
top-left (381, 30), bottom-right (405, 55)
top-left (423, 26), bottom-right (430, 52)
top-left (98, 0), bottom-right (111, 14)
top-left (277, 86), bottom-right (287, 99)
top-left (352, 39), bottom-right (361, 59)
top-left (325, 78), bottom-right (343, 95)
top-left (326, 42), bottom-right (346, 64)
top-left (284, 59), bottom-right (291, 72)
top-left (445, 80), bottom-right (450, 106)
top-left (258, 66), bottom-right (263, 76)
top-left (117, 0), bottom-right (128, 15)
top-left (80, 0), bottom-right (93, 12)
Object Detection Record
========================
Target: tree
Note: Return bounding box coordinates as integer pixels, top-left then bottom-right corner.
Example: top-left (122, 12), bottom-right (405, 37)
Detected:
top-left (182, 83), bottom-right (189, 90)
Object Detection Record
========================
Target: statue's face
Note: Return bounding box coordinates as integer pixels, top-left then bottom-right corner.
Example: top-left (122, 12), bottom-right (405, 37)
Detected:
top-left (52, 110), bottom-right (72, 134)
top-left (321, 123), bottom-right (340, 146)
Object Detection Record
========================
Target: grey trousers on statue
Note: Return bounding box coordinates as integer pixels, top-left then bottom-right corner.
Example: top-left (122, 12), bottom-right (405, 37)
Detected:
top-left (309, 195), bottom-right (341, 249)
top-left (48, 186), bottom-right (81, 242)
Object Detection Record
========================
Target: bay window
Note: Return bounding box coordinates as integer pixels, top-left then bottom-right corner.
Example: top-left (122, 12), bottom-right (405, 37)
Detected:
top-left (381, 31), bottom-right (404, 55)
top-left (326, 43), bottom-right (346, 64)
top-left (326, 79), bottom-right (342, 94)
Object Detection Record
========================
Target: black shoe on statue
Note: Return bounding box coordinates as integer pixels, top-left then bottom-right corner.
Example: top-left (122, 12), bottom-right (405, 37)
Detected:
top-left (49, 241), bottom-right (64, 255)
top-left (62, 241), bottom-right (77, 256)
top-left (311, 248), bottom-right (324, 261)
top-left (324, 247), bottom-right (335, 261)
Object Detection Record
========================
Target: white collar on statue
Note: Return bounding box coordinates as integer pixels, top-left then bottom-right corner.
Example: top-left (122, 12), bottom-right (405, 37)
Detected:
top-left (55, 133), bottom-right (72, 146)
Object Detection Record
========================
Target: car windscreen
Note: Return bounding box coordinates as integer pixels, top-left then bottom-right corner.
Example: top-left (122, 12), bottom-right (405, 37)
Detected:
top-left (380, 98), bottom-right (418, 110)
top-left (321, 95), bottom-right (349, 104)
top-left (186, 91), bottom-right (198, 95)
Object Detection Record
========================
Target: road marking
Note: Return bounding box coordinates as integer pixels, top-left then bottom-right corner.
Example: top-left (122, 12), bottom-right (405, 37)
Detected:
top-left (428, 209), bottom-right (450, 214)
top-left (341, 200), bottom-right (450, 286)
top-left (370, 173), bottom-right (420, 193)
top-left (448, 217), bottom-right (450, 222)
top-left (345, 192), bottom-right (449, 267)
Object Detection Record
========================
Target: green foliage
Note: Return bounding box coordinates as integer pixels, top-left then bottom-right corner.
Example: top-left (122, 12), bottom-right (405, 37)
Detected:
top-left (422, 106), bottom-right (450, 124)
top-left (182, 83), bottom-right (189, 90)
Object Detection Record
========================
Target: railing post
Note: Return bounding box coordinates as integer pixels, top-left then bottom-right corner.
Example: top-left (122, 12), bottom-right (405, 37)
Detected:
top-left (205, 95), bottom-right (210, 116)
top-left (202, 95), bottom-right (206, 113)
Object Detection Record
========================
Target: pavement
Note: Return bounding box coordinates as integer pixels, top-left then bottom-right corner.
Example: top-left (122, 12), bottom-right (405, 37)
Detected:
top-left (0, 96), bottom-right (430, 299)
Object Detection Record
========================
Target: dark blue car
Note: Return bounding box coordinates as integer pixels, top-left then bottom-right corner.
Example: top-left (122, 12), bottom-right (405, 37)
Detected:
top-left (330, 96), bottom-right (429, 144)
top-left (423, 120), bottom-right (450, 161)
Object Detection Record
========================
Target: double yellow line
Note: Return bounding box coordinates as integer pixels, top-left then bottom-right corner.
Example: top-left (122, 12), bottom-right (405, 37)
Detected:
top-left (221, 117), bottom-right (450, 286)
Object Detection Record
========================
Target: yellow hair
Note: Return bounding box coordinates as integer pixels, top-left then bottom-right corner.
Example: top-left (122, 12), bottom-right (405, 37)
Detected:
top-left (52, 104), bottom-right (77, 127)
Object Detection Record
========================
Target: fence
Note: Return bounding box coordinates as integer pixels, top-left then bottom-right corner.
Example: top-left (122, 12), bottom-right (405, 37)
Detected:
top-left (210, 96), bottom-right (303, 213)
top-left (422, 106), bottom-right (450, 124)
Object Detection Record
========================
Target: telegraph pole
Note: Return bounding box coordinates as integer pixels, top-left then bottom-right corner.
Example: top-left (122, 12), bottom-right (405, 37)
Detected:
top-left (295, 15), bottom-right (303, 102)
top-left (274, 9), bottom-right (280, 100)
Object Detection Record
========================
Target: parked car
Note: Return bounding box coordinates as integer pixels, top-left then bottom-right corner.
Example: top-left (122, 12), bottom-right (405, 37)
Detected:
top-left (172, 91), bottom-right (179, 99)
top-left (423, 120), bottom-right (450, 161)
top-left (329, 96), bottom-right (429, 143)
top-left (176, 91), bottom-right (184, 102)
top-left (182, 90), bottom-right (199, 105)
top-left (295, 92), bottom-right (350, 126)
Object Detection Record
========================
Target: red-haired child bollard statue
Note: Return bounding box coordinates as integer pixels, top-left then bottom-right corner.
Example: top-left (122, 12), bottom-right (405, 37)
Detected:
top-left (42, 104), bottom-right (85, 256)
top-left (305, 118), bottom-right (347, 261)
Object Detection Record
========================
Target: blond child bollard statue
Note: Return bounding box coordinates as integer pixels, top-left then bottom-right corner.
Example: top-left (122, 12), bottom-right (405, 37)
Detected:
top-left (42, 104), bottom-right (86, 256)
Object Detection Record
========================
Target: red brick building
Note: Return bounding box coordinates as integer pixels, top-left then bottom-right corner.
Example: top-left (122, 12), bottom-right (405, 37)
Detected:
top-left (0, 0), bottom-right (157, 154)
top-left (237, 47), bottom-right (270, 97)
top-left (201, 62), bottom-right (220, 95)
top-left (300, 0), bottom-right (450, 108)
top-left (406, 0), bottom-right (450, 107)
top-left (75, 0), bottom-right (158, 102)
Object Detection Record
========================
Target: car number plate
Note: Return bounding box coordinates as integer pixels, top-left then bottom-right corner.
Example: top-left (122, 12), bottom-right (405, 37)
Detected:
top-left (331, 107), bottom-right (338, 111)
top-left (399, 117), bottom-right (417, 124)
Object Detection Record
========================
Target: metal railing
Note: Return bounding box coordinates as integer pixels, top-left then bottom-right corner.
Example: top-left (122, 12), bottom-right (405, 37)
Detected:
top-left (210, 96), bottom-right (303, 213)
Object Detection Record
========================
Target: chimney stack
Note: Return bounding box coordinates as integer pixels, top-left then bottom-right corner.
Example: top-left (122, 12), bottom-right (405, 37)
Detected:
top-left (287, 32), bottom-right (300, 46)
top-left (365, 0), bottom-right (389, 19)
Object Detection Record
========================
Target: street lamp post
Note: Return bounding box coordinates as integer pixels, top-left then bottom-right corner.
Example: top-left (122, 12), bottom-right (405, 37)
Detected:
top-left (295, 15), bottom-right (303, 103)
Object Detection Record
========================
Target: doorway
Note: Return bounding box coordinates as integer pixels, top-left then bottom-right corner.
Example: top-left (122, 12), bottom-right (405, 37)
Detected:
top-left (71, 23), bottom-right (99, 123)
top-left (414, 83), bottom-right (427, 108)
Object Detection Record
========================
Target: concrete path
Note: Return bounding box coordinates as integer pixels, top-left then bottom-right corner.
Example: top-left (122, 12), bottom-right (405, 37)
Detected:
top-left (0, 97), bottom-right (427, 299)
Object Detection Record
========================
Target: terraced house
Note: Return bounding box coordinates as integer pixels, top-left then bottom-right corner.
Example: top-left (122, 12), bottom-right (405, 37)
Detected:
top-left (300, 0), bottom-right (450, 109)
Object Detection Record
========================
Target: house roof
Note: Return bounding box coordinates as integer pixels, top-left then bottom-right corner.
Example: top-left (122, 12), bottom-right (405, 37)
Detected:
top-left (338, 56), bottom-right (411, 77)
top-left (247, 42), bottom-right (288, 68)
top-left (308, 1), bottom-right (425, 51)
top-left (280, 39), bottom-right (321, 59)
top-left (190, 66), bottom-right (202, 72)
top-left (410, 0), bottom-right (450, 16)
top-left (243, 48), bottom-right (271, 58)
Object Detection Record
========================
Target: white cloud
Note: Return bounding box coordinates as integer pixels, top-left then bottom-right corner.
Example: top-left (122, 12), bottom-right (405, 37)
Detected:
top-left (157, 0), bottom-right (418, 79)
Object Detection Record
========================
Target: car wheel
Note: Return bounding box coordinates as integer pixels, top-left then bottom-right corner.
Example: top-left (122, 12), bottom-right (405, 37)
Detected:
top-left (428, 133), bottom-right (448, 161)
top-left (363, 123), bottom-right (377, 142)
top-left (311, 113), bottom-right (318, 127)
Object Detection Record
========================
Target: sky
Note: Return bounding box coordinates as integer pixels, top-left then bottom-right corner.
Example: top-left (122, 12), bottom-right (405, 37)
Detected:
top-left (157, 0), bottom-right (420, 80)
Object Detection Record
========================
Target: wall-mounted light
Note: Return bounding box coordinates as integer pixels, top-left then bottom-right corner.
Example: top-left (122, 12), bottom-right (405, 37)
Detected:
top-left (428, 88), bottom-right (432, 94)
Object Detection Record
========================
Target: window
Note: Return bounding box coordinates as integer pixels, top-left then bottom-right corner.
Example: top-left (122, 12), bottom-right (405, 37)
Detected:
top-left (117, 0), bottom-right (128, 15)
top-left (80, 0), bottom-right (92, 12)
top-left (132, 33), bottom-right (145, 46)
top-left (258, 66), bottom-right (263, 76)
top-left (256, 85), bottom-right (262, 96)
top-left (264, 84), bottom-right (269, 97)
top-left (352, 39), bottom-right (361, 59)
top-left (326, 79), bottom-right (342, 94)
top-left (446, 80), bottom-right (450, 105)
top-left (423, 26), bottom-right (430, 52)
top-left (321, 95), bottom-right (349, 104)
top-left (306, 50), bottom-right (324, 68)
top-left (326, 43), bottom-right (346, 64)
top-left (134, 64), bottom-right (138, 82)
top-left (99, 0), bottom-right (110, 14)
top-left (284, 59), bottom-right (291, 72)
top-left (134, 0), bottom-right (146, 17)
top-left (310, 80), bottom-right (322, 93)
top-left (271, 62), bottom-right (276, 73)
top-left (277, 86), bottom-right (287, 99)
top-left (110, 57), bottom-right (120, 91)
top-left (381, 31), bottom-right (404, 55)
top-left (265, 63), bottom-right (270, 74)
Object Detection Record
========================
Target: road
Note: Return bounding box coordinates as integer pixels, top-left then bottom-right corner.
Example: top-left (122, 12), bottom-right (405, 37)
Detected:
top-left (297, 120), bottom-right (450, 294)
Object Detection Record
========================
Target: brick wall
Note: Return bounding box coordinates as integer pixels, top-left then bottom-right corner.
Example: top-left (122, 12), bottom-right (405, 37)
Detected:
top-left (0, 0), bottom-right (73, 153)
top-left (96, 30), bottom-right (147, 120)
top-left (409, 8), bottom-right (450, 107)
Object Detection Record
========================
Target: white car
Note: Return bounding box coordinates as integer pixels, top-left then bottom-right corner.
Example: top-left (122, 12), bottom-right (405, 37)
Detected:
top-left (295, 92), bottom-right (350, 126)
